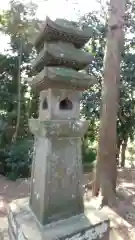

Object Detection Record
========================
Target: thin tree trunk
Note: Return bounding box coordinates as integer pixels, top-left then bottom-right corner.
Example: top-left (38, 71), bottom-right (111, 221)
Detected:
top-left (12, 40), bottom-right (23, 143)
top-left (116, 137), bottom-right (122, 166)
top-left (121, 138), bottom-right (128, 168)
top-left (92, 0), bottom-right (126, 205)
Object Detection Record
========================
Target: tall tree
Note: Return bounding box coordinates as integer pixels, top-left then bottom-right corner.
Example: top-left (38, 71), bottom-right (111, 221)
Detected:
top-left (93, 0), bottom-right (127, 205)
top-left (0, 1), bottom-right (41, 178)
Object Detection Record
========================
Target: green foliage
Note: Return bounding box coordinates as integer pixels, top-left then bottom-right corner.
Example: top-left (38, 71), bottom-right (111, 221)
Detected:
top-left (0, 1), bottom-right (39, 179)
top-left (82, 121), bottom-right (97, 166)
top-left (80, 2), bottom-right (135, 167)
top-left (5, 139), bottom-right (33, 180)
top-left (82, 129), bottom-right (97, 172)
top-left (1, 0), bottom-right (135, 178)
top-left (82, 145), bottom-right (96, 163)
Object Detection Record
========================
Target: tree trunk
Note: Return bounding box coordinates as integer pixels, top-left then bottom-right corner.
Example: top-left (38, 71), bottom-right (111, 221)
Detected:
top-left (92, 0), bottom-right (126, 205)
top-left (121, 138), bottom-right (128, 168)
top-left (12, 39), bottom-right (23, 143)
top-left (116, 137), bottom-right (122, 166)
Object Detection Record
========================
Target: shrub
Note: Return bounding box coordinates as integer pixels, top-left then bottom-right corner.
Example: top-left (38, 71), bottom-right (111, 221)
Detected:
top-left (82, 140), bottom-right (96, 172)
top-left (5, 138), bottom-right (33, 180)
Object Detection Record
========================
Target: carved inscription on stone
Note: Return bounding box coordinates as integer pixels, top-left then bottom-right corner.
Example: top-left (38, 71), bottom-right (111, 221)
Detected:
top-left (63, 221), bottom-right (109, 240)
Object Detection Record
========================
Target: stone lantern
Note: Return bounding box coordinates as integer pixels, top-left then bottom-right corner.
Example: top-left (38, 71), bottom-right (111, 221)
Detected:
top-left (8, 17), bottom-right (110, 240)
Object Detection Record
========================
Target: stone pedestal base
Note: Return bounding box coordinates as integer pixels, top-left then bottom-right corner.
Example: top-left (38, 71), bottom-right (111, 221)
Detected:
top-left (8, 198), bottom-right (110, 240)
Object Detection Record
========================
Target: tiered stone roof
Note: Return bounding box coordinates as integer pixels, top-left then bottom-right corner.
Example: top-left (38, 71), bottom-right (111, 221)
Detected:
top-left (29, 16), bottom-right (95, 91)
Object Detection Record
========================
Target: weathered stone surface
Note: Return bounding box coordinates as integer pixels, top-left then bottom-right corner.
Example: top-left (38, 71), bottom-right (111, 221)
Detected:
top-left (8, 208), bottom-right (18, 237)
top-left (29, 119), bottom-right (89, 138)
top-left (8, 198), bottom-right (110, 240)
top-left (8, 226), bottom-right (16, 240)
top-left (34, 16), bottom-right (92, 51)
top-left (38, 89), bottom-right (81, 121)
top-left (29, 135), bottom-right (85, 225)
top-left (28, 67), bottom-right (95, 91)
top-left (32, 42), bottom-right (93, 73)
top-left (7, 206), bottom-right (26, 240)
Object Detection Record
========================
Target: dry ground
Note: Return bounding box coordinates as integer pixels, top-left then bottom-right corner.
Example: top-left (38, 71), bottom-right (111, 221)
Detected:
top-left (0, 169), bottom-right (135, 239)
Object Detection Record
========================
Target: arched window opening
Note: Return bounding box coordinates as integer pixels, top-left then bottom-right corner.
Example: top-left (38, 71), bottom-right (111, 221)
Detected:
top-left (42, 98), bottom-right (48, 109)
top-left (59, 98), bottom-right (73, 110)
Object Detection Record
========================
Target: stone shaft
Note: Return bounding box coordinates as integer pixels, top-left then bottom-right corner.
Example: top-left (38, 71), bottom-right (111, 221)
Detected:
top-left (30, 136), bottom-right (84, 225)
